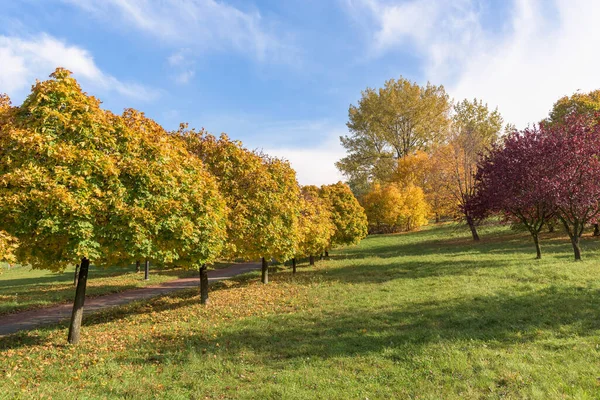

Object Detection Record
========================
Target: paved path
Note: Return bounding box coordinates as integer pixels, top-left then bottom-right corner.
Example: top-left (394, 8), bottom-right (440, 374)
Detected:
top-left (0, 262), bottom-right (261, 337)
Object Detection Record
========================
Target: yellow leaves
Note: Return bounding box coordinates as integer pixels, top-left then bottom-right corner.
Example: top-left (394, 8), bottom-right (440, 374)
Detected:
top-left (362, 182), bottom-right (429, 232)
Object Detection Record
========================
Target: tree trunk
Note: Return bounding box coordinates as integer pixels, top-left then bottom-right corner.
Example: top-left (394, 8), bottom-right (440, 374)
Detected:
top-left (548, 223), bottom-right (555, 233)
top-left (136, 260), bottom-right (140, 273)
top-left (73, 264), bottom-right (79, 286)
top-left (325, 251), bottom-right (329, 259)
top-left (594, 224), bottom-right (600, 237)
top-left (68, 257), bottom-right (90, 345)
top-left (319, 253), bottom-right (323, 260)
top-left (144, 259), bottom-right (149, 280)
top-left (292, 258), bottom-right (297, 274)
top-left (532, 233), bottom-right (542, 259)
top-left (309, 255), bottom-right (315, 266)
top-left (199, 264), bottom-right (209, 305)
top-left (570, 236), bottom-right (582, 261)
top-left (466, 215), bottom-right (480, 241)
top-left (261, 257), bottom-right (268, 284)
top-left (435, 214), bottom-right (440, 223)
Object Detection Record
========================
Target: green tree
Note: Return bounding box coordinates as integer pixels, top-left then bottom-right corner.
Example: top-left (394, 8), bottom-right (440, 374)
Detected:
top-left (548, 90), bottom-right (600, 125)
top-left (0, 69), bottom-right (227, 343)
top-left (178, 130), bottom-right (300, 284)
top-left (337, 77), bottom-right (451, 195)
top-left (320, 182), bottom-right (368, 249)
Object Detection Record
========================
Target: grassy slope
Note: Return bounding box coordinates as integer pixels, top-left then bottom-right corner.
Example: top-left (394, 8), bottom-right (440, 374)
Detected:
top-left (0, 264), bottom-right (202, 316)
top-left (2, 223), bottom-right (600, 399)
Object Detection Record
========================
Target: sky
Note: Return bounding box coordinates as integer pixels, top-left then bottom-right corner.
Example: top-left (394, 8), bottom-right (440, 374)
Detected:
top-left (2, 0), bottom-right (600, 185)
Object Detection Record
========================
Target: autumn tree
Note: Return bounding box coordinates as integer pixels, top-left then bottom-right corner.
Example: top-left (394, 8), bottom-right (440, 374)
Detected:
top-left (320, 182), bottom-right (368, 250)
top-left (474, 128), bottom-right (555, 258)
top-left (295, 186), bottom-right (335, 269)
top-left (178, 130), bottom-right (300, 284)
top-left (362, 183), bottom-right (429, 233)
top-left (0, 69), bottom-right (227, 343)
top-left (394, 150), bottom-right (456, 222)
top-left (541, 114), bottom-right (600, 260)
top-left (337, 77), bottom-right (451, 195)
top-left (547, 89), bottom-right (600, 125)
top-left (438, 99), bottom-right (504, 240)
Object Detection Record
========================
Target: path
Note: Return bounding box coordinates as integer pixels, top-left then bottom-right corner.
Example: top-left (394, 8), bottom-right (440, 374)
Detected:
top-left (0, 261), bottom-right (261, 337)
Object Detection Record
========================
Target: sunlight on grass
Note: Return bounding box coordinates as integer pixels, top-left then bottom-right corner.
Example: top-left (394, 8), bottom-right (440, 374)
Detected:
top-left (2, 223), bottom-right (600, 398)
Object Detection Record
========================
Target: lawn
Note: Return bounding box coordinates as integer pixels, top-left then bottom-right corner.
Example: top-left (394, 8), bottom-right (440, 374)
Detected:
top-left (2, 223), bottom-right (600, 399)
top-left (0, 263), bottom-right (202, 316)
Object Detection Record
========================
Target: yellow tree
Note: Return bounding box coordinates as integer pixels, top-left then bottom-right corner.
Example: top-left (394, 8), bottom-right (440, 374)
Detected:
top-left (320, 182), bottom-right (368, 252)
top-left (438, 99), bottom-right (503, 240)
top-left (178, 130), bottom-right (300, 284)
top-left (362, 183), bottom-right (429, 232)
top-left (394, 150), bottom-right (455, 222)
top-left (0, 69), bottom-right (227, 343)
top-left (295, 185), bottom-right (335, 268)
top-left (337, 77), bottom-right (451, 195)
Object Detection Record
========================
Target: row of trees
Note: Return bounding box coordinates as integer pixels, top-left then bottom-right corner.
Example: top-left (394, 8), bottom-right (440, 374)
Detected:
top-left (337, 77), bottom-right (504, 237)
top-left (472, 90), bottom-right (600, 261)
top-left (0, 69), bottom-right (368, 344)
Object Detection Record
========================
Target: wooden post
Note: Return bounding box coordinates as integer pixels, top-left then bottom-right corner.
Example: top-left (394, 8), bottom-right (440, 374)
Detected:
top-left (68, 258), bottom-right (90, 345)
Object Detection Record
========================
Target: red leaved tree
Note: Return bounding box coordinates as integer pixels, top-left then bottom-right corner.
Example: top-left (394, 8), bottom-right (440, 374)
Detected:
top-left (474, 128), bottom-right (555, 258)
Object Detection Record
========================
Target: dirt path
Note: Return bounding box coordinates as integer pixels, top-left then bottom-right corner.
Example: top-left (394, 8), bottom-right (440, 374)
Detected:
top-left (0, 262), bottom-right (261, 337)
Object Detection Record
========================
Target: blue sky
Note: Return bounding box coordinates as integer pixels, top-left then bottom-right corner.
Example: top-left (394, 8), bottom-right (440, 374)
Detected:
top-left (1, 0), bottom-right (600, 184)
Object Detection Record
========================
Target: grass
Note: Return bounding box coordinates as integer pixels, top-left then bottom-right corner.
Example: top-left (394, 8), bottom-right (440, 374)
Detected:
top-left (0, 262), bottom-right (233, 316)
top-left (2, 223), bottom-right (600, 398)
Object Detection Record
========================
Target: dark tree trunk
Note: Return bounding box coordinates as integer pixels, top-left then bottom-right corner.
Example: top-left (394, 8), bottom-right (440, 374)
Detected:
top-left (435, 214), bottom-right (440, 223)
top-left (261, 257), bottom-right (268, 284)
top-left (570, 236), bottom-right (582, 261)
top-left (466, 215), bottom-right (480, 241)
top-left (73, 264), bottom-right (79, 286)
top-left (136, 260), bottom-right (140, 273)
top-left (199, 264), bottom-right (209, 305)
top-left (325, 251), bottom-right (329, 259)
top-left (144, 259), bottom-right (149, 280)
top-left (292, 258), bottom-right (297, 274)
top-left (533, 233), bottom-right (542, 259)
top-left (309, 255), bottom-right (315, 266)
top-left (319, 253), bottom-right (323, 260)
top-left (548, 223), bottom-right (555, 233)
top-left (594, 224), bottom-right (600, 237)
top-left (68, 258), bottom-right (90, 345)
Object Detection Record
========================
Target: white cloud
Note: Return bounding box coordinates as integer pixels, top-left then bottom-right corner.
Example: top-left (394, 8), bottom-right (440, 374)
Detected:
top-left (263, 133), bottom-right (347, 186)
top-left (0, 34), bottom-right (157, 101)
top-left (64, 0), bottom-right (284, 62)
top-left (345, 0), bottom-right (600, 129)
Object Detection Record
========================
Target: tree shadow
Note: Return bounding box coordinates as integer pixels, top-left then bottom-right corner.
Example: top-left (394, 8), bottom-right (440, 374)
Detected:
top-left (119, 286), bottom-right (600, 366)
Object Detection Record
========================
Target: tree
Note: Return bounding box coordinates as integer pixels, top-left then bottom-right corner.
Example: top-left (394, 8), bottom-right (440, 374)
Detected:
top-left (320, 182), bottom-right (368, 247)
top-left (0, 231), bottom-right (17, 266)
top-left (178, 130), bottom-right (300, 284)
top-left (474, 128), bottom-right (555, 258)
top-left (541, 114), bottom-right (600, 260)
top-left (548, 89), bottom-right (600, 125)
top-left (438, 99), bottom-right (504, 240)
top-left (0, 69), bottom-right (227, 343)
top-left (394, 150), bottom-right (456, 222)
top-left (337, 77), bottom-right (451, 195)
top-left (362, 183), bottom-right (429, 233)
top-left (295, 186), bottom-right (335, 269)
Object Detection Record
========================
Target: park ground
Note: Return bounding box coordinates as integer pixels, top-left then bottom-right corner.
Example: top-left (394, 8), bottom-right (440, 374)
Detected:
top-left (2, 223), bottom-right (600, 399)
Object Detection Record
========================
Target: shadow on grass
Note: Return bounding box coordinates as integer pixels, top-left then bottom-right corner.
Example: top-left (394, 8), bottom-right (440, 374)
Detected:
top-left (122, 285), bottom-right (600, 366)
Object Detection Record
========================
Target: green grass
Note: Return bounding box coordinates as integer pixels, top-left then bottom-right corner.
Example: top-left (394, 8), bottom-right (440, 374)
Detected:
top-left (3, 223), bottom-right (600, 399)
